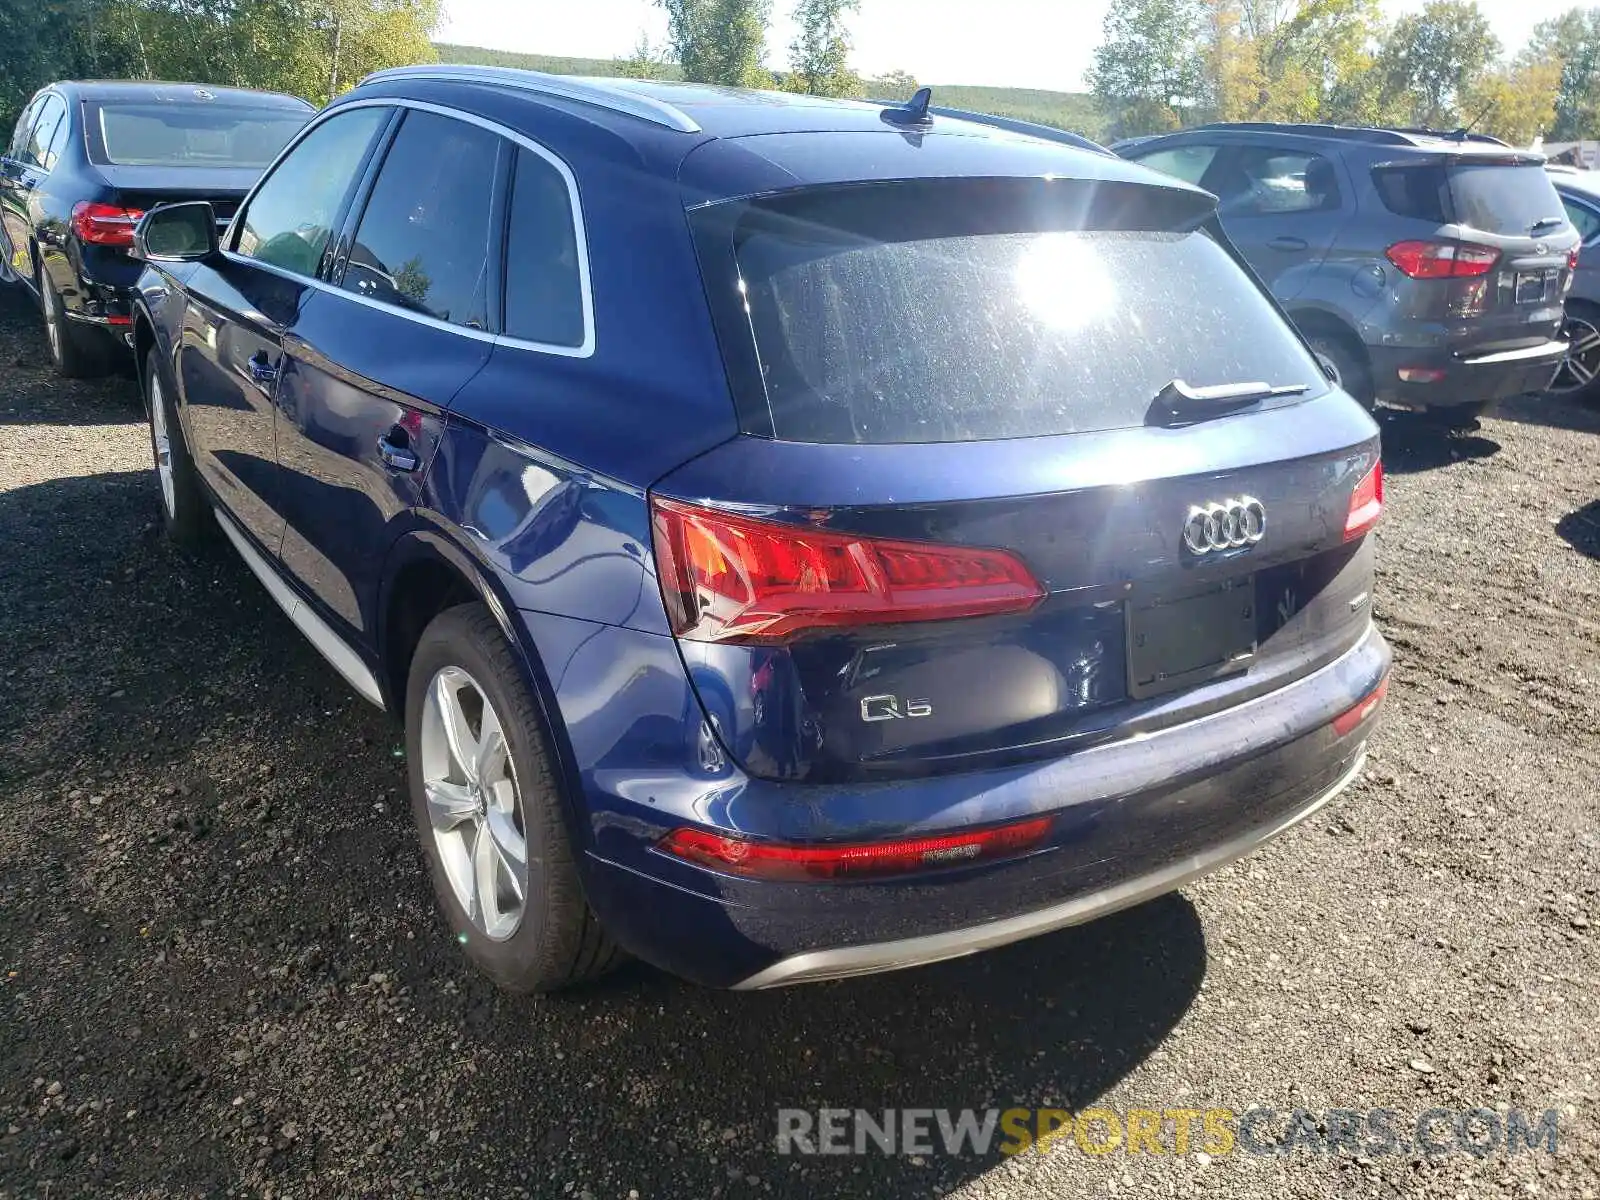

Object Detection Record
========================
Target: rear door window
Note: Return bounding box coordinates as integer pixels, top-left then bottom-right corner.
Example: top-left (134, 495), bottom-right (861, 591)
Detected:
top-left (702, 181), bottom-right (1326, 444)
top-left (1134, 144), bottom-right (1221, 185)
top-left (1212, 147), bottom-right (1342, 216)
top-left (1562, 195), bottom-right (1600, 242)
top-left (234, 107), bottom-right (389, 277)
top-left (7, 98), bottom-right (41, 159)
top-left (338, 110), bottom-right (502, 330)
top-left (23, 95), bottom-right (65, 170)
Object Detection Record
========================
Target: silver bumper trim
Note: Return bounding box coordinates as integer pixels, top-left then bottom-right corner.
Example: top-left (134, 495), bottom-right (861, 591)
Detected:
top-left (1457, 339), bottom-right (1567, 366)
top-left (732, 750), bottom-right (1366, 989)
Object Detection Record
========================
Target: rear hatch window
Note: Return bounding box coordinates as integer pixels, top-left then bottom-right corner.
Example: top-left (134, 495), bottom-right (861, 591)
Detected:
top-left (693, 179), bottom-right (1327, 444)
top-left (87, 102), bottom-right (308, 168)
top-left (1372, 159), bottom-right (1567, 235)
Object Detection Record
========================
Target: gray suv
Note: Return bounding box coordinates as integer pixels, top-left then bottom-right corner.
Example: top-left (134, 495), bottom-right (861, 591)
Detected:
top-left (1121, 123), bottom-right (1578, 428)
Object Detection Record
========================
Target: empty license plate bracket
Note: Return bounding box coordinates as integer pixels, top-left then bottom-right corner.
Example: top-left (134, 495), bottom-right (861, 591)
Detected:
top-left (1127, 577), bottom-right (1257, 700)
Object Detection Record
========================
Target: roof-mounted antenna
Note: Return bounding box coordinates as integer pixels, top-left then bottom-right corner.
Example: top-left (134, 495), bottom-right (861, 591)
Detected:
top-left (881, 86), bottom-right (933, 127)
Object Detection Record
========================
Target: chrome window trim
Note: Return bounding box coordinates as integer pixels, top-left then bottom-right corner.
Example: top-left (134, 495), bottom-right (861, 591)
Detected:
top-left (225, 97), bottom-right (596, 359)
top-left (358, 64), bottom-right (702, 134)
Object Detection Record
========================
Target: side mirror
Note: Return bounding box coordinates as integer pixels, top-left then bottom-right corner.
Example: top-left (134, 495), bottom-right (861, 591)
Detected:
top-left (133, 202), bottom-right (219, 263)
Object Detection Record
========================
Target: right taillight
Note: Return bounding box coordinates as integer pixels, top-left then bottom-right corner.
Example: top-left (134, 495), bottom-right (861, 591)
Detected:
top-left (1344, 459), bottom-right (1384, 542)
top-left (649, 497), bottom-right (1045, 644)
top-left (1385, 239), bottom-right (1500, 279)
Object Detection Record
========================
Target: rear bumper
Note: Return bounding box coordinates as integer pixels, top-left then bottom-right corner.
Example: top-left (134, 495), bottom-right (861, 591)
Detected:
top-left (1368, 339), bottom-right (1566, 408)
top-left (566, 619), bottom-right (1390, 988)
top-left (735, 749), bottom-right (1365, 988)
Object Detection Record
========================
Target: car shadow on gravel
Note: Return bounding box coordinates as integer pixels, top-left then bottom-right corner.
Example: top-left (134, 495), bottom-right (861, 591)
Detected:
top-left (1376, 412), bottom-right (1501, 475)
top-left (1557, 499), bottom-right (1600, 560)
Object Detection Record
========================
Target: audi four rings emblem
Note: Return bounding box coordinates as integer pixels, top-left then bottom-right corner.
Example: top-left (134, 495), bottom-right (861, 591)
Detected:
top-left (1183, 497), bottom-right (1267, 555)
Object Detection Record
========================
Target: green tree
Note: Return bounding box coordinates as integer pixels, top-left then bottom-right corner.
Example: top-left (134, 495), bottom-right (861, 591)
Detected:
top-left (871, 69), bottom-right (920, 102)
top-left (1089, 0), bottom-right (1207, 136)
top-left (657, 0), bottom-right (772, 88)
top-left (785, 0), bottom-right (859, 97)
top-left (1376, 0), bottom-right (1500, 128)
top-left (1465, 55), bottom-right (1561, 145)
top-left (1199, 0), bottom-right (1383, 124)
top-left (615, 32), bottom-right (674, 80)
top-left (1, 0), bottom-right (134, 129)
top-left (1526, 7), bottom-right (1600, 140)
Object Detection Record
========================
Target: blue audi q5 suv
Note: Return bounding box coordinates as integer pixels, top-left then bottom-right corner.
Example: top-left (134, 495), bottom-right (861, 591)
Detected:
top-left (130, 67), bottom-right (1390, 991)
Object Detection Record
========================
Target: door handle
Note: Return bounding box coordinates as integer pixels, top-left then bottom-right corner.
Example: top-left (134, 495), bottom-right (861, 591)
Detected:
top-left (1268, 236), bottom-right (1309, 252)
top-left (377, 426), bottom-right (420, 473)
top-left (248, 352), bottom-right (278, 384)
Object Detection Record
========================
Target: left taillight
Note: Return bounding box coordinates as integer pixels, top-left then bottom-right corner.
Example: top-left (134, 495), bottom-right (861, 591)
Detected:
top-left (71, 201), bottom-right (144, 247)
top-left (657, 816), bottom-right (1055, 882)
top-left (1343, 459), bottom-right (1383, 542)
top-left (649, 497), bottom-right (1045, 644)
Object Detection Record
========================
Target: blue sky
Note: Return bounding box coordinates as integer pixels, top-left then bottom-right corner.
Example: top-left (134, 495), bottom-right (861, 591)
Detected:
top-left (437, 0), bottom-right (1583, 92)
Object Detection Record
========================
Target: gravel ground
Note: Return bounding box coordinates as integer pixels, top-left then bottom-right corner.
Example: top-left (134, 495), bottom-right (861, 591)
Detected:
top-left (0, 280), bottom-right (1597, 1200)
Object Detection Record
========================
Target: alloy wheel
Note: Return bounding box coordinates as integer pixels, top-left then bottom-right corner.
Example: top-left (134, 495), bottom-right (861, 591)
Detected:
top-left (419, 666), bottom-right (528, 942)
top-left (1550, 313), bottom-right (1600, 395)
top-left (149, 374), bottom-right (177, 520)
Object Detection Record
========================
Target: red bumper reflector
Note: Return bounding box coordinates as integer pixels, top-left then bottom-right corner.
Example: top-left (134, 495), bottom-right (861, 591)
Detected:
top-left (650, 496), bottom-right (1044, 644)
top-left (1332, 674), bottom-right (1389, 737)
top-left (1343, 459), bottom-right (1383, 542)
top-left (658, 816), bottom-right (1055, 882)
top-left (1397, 367), bottom-right (1446, 383)
top-left (106, 315), bottom-right (132, 326)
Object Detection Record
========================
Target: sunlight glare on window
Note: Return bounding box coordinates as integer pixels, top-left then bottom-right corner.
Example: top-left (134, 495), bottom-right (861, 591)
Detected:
top-left (1015, 233), bottom-right (1117, 332)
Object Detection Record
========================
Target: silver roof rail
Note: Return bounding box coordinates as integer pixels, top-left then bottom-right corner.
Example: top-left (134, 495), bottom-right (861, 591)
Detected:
top-left (357, 64), bottom-right (703, 134)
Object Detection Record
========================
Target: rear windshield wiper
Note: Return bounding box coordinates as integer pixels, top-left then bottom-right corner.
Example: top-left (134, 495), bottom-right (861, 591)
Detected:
top-left (1148, 378), bottom-right (1310, 425)
top-left (1530, 216), bottom-right (1566, 234)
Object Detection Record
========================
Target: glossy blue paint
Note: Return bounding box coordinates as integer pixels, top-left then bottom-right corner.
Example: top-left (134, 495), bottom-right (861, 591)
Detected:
top-left (131, 71), bottom-right (1389, 988)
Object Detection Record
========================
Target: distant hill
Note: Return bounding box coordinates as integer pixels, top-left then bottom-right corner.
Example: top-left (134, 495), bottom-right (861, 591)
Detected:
top-left (433, 44), bottom-right (684, 80)
top-left (432, 44), bottom-right (1104, 140)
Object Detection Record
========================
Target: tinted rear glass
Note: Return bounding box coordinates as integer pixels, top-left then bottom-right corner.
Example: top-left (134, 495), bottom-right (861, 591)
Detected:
top-left (90, 102), bottom-right (307, 167)
top-left (1448, 163), bottom-right (1566, 235)
top-left (1373, 160), bottom-right (1566, 234)
top-left (714, 185), bottom-right (1325, 444)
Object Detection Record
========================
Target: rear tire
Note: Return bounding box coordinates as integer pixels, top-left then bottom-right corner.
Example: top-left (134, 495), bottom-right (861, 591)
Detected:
top-left (40, 270), bottom-right (112, 379)
top-left (1550, 303), bottom-right (1600, 406)
top-left (1305, 329), bottom-right (1375, 411)
top-left (405, 603), bottom-right (623, 993)
top-left (143, 348), bottom-right (212, 548)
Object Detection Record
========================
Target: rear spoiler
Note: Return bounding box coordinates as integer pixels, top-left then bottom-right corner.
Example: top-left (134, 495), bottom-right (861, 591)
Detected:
top-left (868, 100), bottom-right (1115, 158)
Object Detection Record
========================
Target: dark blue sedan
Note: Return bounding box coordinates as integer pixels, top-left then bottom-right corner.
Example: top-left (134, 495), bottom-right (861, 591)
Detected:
top-left (129, 66), bottom-right (1390, 990)
top-left (1, 80), bottom-right (310, 376)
